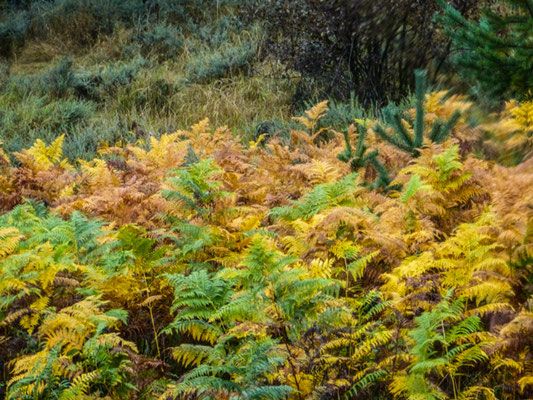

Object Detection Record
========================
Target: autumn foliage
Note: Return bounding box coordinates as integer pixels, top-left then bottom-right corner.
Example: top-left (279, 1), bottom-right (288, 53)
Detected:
top-left (0, 93), bottom-right (532, 399)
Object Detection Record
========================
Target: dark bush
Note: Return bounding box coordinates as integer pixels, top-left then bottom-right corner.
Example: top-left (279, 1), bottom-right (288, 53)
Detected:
top-left (86, 58), bottom-right (147, 99)
top-left (243, 0), bottom-right (483, 106)
top-left (36, 57), bottom-right (147, 101)
top-left (0, 13), bottom-right (29, 57)
top-left (42, 58), bottom-right (81, 98)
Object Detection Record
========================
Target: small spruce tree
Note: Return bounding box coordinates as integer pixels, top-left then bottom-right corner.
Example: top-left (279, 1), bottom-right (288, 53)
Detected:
top-left (438, 0), bottom-right (533, 100)
top-left (338, 70), bottom-right (460, 190)
top-left (373, 70), bottom-right (461, 157)
top-left (337, 124), bottom-right (392, 190)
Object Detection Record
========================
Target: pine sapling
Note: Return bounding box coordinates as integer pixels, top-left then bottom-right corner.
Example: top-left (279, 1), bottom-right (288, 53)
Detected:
top-left (337, 123), bottom-right (391, 190)
top-left (374, 70), bottom-right (461, 156)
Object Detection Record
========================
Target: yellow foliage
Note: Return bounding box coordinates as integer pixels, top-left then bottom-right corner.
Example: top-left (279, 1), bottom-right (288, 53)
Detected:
top-left (292, 100), bottom-right (328, 133)
top-left (0, 227), bottom-right (23, 258)
top-left (1, 96), bottom-right (532, 400)
top-left (16, 134), bottom-right (68, 172)
top-left (488, 99), bottom-right (533, 156)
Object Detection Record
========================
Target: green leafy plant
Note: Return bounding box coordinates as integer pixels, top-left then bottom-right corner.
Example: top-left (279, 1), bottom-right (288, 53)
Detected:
top-left (390, 289), bottom-right (493, 400)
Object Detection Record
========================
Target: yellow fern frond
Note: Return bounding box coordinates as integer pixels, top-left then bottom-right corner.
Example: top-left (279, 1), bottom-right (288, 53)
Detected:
top-left (518, 375), bottom-right (533, 392)
top-left (79, 158), bottom-right (118, 188)
top-left (46, 134), bottom-right (65, 165)
top-left (511, 100), bottom-right (533, 130)
top-left (58, 370), bottom-right (99, 400)
top-left (307, 160), bottom-right (342, 185)
top-left (494, 358), bottom-right (524, 372)
top-left (22, 135), bottom-right (65, 171)
top-left (466, 302), bottom-right (512, 317)
top-left (58, 183), bottom-right (75, 198)
top-left (171, 344), bottom-right (210, 368)
top-left (347, 251), bottom-right (380, 280)
top-left (458, 386), bottom-right (496, 400)
top-left (293, 100), bottom-right (328, 133)
top-left (8, 349), bottom-right (49, 388)
top-left (351, 330), bottom-right (393, 362)
top-left (308, 258), bottom-right (334, 279)
top-left (0, 227), bottom-right (23, 258)
top-left (249, 133), bottom-right (268, 148)
top-left (31, 296), bottom-right (50, 312)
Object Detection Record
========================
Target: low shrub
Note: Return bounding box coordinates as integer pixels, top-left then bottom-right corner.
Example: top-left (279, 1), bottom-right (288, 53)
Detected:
top-left (186, 42), bottom-right (255, 84)
top-left (136, 23), bottom-right (183, 60)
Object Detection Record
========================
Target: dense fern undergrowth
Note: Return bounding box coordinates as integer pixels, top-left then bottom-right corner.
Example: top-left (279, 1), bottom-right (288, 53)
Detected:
top-left (0, 88), bottom-right (532, 399)
top-left (1, 1), bottom-right (533, 399)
